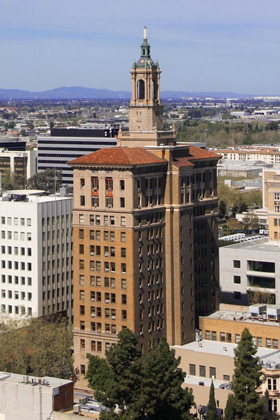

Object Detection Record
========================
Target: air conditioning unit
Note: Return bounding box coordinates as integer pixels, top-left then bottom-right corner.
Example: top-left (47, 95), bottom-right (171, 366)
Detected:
top-left (91, 314), bottom-right (95, 317)
top-left (105, 299), bottom-right (110, 304)
top-left (140, 300), bottom-right (143, 305)
top-left (94, 203), bottom-right (98, 207)
top-left (148, 329), bottom-right (152, 333)
top-left (91, 268), bottom-right (94, 271)
top-left (148, 314), bottom-right (152, 317)
top-left (156, 266), bottom-right (159, 270)
top-left (210, 194), bottom-right (213, 198)
top-left (157, 327), bottom-right (160, 330)
top-left (139, 269), bottom-right (142, 274)
top-left (147, 268), bottom-right (151, 272)
top-left (111, 284), bottom-right (115, 288)
top-left (148, 298), bottom-right (151, 302)
top-left (156, 281), bottom-right (160, 284)
top-left (147, 252), bottom-right (151, 256)
top-left (139, 284), bottom-right (143, 289)
top-left (104, 253), bottom-right (109, 257)
top-left (108, 204), bottom-right (112, 208)
top-left (149, 203), bottom-right (153, 207)
top-left (148, 283), bottom-right (151, 287)
top-left (159, 219), bottom-right (162, 223)
top-left (156, 251), bottom-right (160, 255)
top-left (157, 311), bottom-right (160, 315)
top-left (91, 298), bottom-right (95, 302)
top-left (140, 331), bottom-right (143, 336)
top-left (137, 188), bottom-right (141, 192)
top-left (151, 236), bottom-right (154, 240)
top-left (139, 253), bottom-right (142, 258)
top-left (138, 238), bottom-right (142, 242)
top-left (138, 205), bottom-right (141, 209)
top-left (157, 296), bottom-right (160, 300)
top-left (112, 316), bottom-right (116, 320)
top-left (156, 235), bottom-right (159, 239)
top-left (93, 187), bottom-right (97, 191)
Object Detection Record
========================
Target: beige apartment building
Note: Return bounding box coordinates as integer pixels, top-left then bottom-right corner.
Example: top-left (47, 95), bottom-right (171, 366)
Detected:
top-left (69, 28), bottom-right (220, 385)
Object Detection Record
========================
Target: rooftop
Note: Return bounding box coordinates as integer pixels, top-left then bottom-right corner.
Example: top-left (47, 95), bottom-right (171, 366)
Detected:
top-left (68, 147), bottom-right (167, 167)
top-left (0, 371), bottom-right (72, 388)
top-left (204, 309), bottom-right (280, 328)
top-left (221, 237), bottom-right (280, 253)
top-left (173, 340), bottom-right (276, 359)
top-left (0, 189), bottom-right (72, 203)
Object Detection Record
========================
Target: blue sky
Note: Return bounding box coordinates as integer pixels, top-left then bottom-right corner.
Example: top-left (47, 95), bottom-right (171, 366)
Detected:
top-left (0, 0), bottom-right (279, 94)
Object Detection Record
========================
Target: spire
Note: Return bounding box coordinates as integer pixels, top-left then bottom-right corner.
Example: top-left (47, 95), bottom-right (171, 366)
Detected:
top-left (141, 26), bottom-right (150, 58)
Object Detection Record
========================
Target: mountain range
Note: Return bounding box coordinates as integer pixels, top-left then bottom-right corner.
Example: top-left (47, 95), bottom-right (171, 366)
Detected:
top-left (0, 86), bottom-right (257, 100)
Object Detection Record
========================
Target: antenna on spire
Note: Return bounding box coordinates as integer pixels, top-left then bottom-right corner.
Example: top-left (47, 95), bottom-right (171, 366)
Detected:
top-left (143, 26), bottom-right (147, 40)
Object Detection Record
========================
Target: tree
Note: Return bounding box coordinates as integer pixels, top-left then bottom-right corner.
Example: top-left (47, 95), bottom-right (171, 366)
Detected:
top-left (207, 381), bottom-right (218, 420)
top-left (0, 316), bottom-right (73, 378)
top-left (86, 329), bottom-right (194, 420)
top-left (219, 200), bottom-right (227, 219)
top-left (231, 328), bottom-right (264, 420)
top-left (141, 338), bottom-right (194, 420)
top-left (1, 171), bottom-right (24, 190)
top-left (224, 394), bottom-right (236, 420)
top-left (27, 168), bottom-right (62, 193)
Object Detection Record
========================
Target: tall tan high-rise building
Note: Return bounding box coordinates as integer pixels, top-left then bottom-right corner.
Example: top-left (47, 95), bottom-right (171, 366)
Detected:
top-left (69, 28), bottom-right (220, 384)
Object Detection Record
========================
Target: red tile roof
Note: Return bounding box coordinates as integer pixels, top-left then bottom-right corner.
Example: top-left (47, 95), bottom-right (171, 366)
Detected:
top-left (173, 146), bottom-right (221, 168)
top-left (188, 146), bottom-right (221, 159)
top-left (68, 147), bottom-right (167, 167)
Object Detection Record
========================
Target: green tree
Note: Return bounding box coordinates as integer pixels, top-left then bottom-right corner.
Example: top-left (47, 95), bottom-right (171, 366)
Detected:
top-left (207, 381), bottom-right (218, 420)
top-left (219, 200), bottom-right (227, 219)
top-left (0, 316), bottom-right (73, 378)
top-left (86, 329), bottom-right (194, 420)
top-left (1, 171), bottom-right (24, 190)
top-left (27, 168), bottom-right (62, 193)
top-left (231, 328), bottom-right (264, 420)
top-left (224, 394), bottom-right (236, 420)
top-left (141, 338), bottom-right (194, 420)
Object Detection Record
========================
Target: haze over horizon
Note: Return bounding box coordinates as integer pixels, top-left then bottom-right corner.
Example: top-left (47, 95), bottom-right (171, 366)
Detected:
top-left (1, 0), bottom-right (279, 95)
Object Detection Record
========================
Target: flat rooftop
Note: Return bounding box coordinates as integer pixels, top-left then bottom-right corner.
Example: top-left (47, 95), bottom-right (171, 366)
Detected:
top-left (222, 237), bottom-right (280, 253)
top-left (173, 340), bottom-right (276, 359)
top-left (203, 309), bottom-right (280, 327)
top-left (0, 190), bottom-right (72, 203)
top-left (0, 371), bottom-right (72, 388)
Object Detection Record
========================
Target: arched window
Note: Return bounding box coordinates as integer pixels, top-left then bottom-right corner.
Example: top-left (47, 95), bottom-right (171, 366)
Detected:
top-left (137, 80), bottom-right (145, 99)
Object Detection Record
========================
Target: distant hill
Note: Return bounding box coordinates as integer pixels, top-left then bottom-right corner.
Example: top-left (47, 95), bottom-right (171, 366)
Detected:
top-left (0, 86), bottom-right (257, 100)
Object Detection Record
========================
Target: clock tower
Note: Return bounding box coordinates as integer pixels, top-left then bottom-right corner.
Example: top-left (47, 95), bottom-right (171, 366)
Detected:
top-left (118, 27), bottom-right (176, 147)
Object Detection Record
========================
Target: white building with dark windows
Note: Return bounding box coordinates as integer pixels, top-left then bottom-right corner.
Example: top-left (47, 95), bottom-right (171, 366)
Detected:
top-left (37, 127), bottom-right (118, 187)
top-left (0, 189), bottom-right (73, 319)
top-left (220, 238), bottom-right (280, 306)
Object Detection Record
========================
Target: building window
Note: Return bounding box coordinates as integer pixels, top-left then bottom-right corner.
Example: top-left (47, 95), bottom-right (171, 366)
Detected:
top-left (80, 195), bottom-right (85, 206)
top-left (79, 229), bottom-right (84, 239)
top-left (234, 291), bottom-right (241, 300)
top-left (80, 339), bottom-right (85, 349)
top-left (121, 232), bottom-right (126, 242)
top-left (220, 332), bottom-right (225, 342)
top-left (106, 178), bottom-right (113, 191)
top-left (234, 276), bottom-right (241, 284)
top-left (266, 338), bottom-right (272, 348)
top-left (209, 367), bottom-right (216, 379)
top-left (227, 333), bottom-right (232, 342)
top-left (273, 339), bottom-right (278, 349)
top-left (189, 364), bottom-right (196, 375)
top-left (223, 374), bottom-right (230, 381)
top-left (199, 365), bottom-right (206, 377)
top-left (212, 331), bottom-right (217, 341)
top-left (80, 321), bottom-right (85, 330)
top-left (120, 197), bottom-right (125, 208)
top-left (80, 364), bottom-right (86, 375)
top-left (205, 331), bottom-right (210, 340)
top-left (79, 214), bottom-right (84, 224)
top-left (120, 180), bottom-right (125, 190)
top-left (235, 334), bottom-right (240, 343)
top-left (257, 337), bottom-right (262, 347)
top-left (234, 260), bottom-right (241, 268)
top-left (268, 399), bottom-right (277, 413)
top-left (121, 279), bottom-right (127, 289)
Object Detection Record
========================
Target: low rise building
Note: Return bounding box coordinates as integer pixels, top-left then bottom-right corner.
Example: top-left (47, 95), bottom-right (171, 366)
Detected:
top-left (200, 305), bottom-right (280, 349)
top-left (0, 371), bottom-right (73, 420)
top-left (0, 189), bottom-right (73, 319)
top-left (173, 340), bottom-right (280, 418)
top-left (0, 149), bottom-right (37, 182)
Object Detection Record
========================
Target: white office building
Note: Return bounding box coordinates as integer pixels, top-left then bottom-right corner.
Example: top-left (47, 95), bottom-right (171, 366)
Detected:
top-left (0, 189), bottom-right (73, 319)
top-left (220, 238), bottom-right (280, 306)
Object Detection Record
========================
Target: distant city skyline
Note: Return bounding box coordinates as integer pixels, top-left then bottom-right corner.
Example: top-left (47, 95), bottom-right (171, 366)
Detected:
top-left (1, 0), bottom-right (279, 95)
